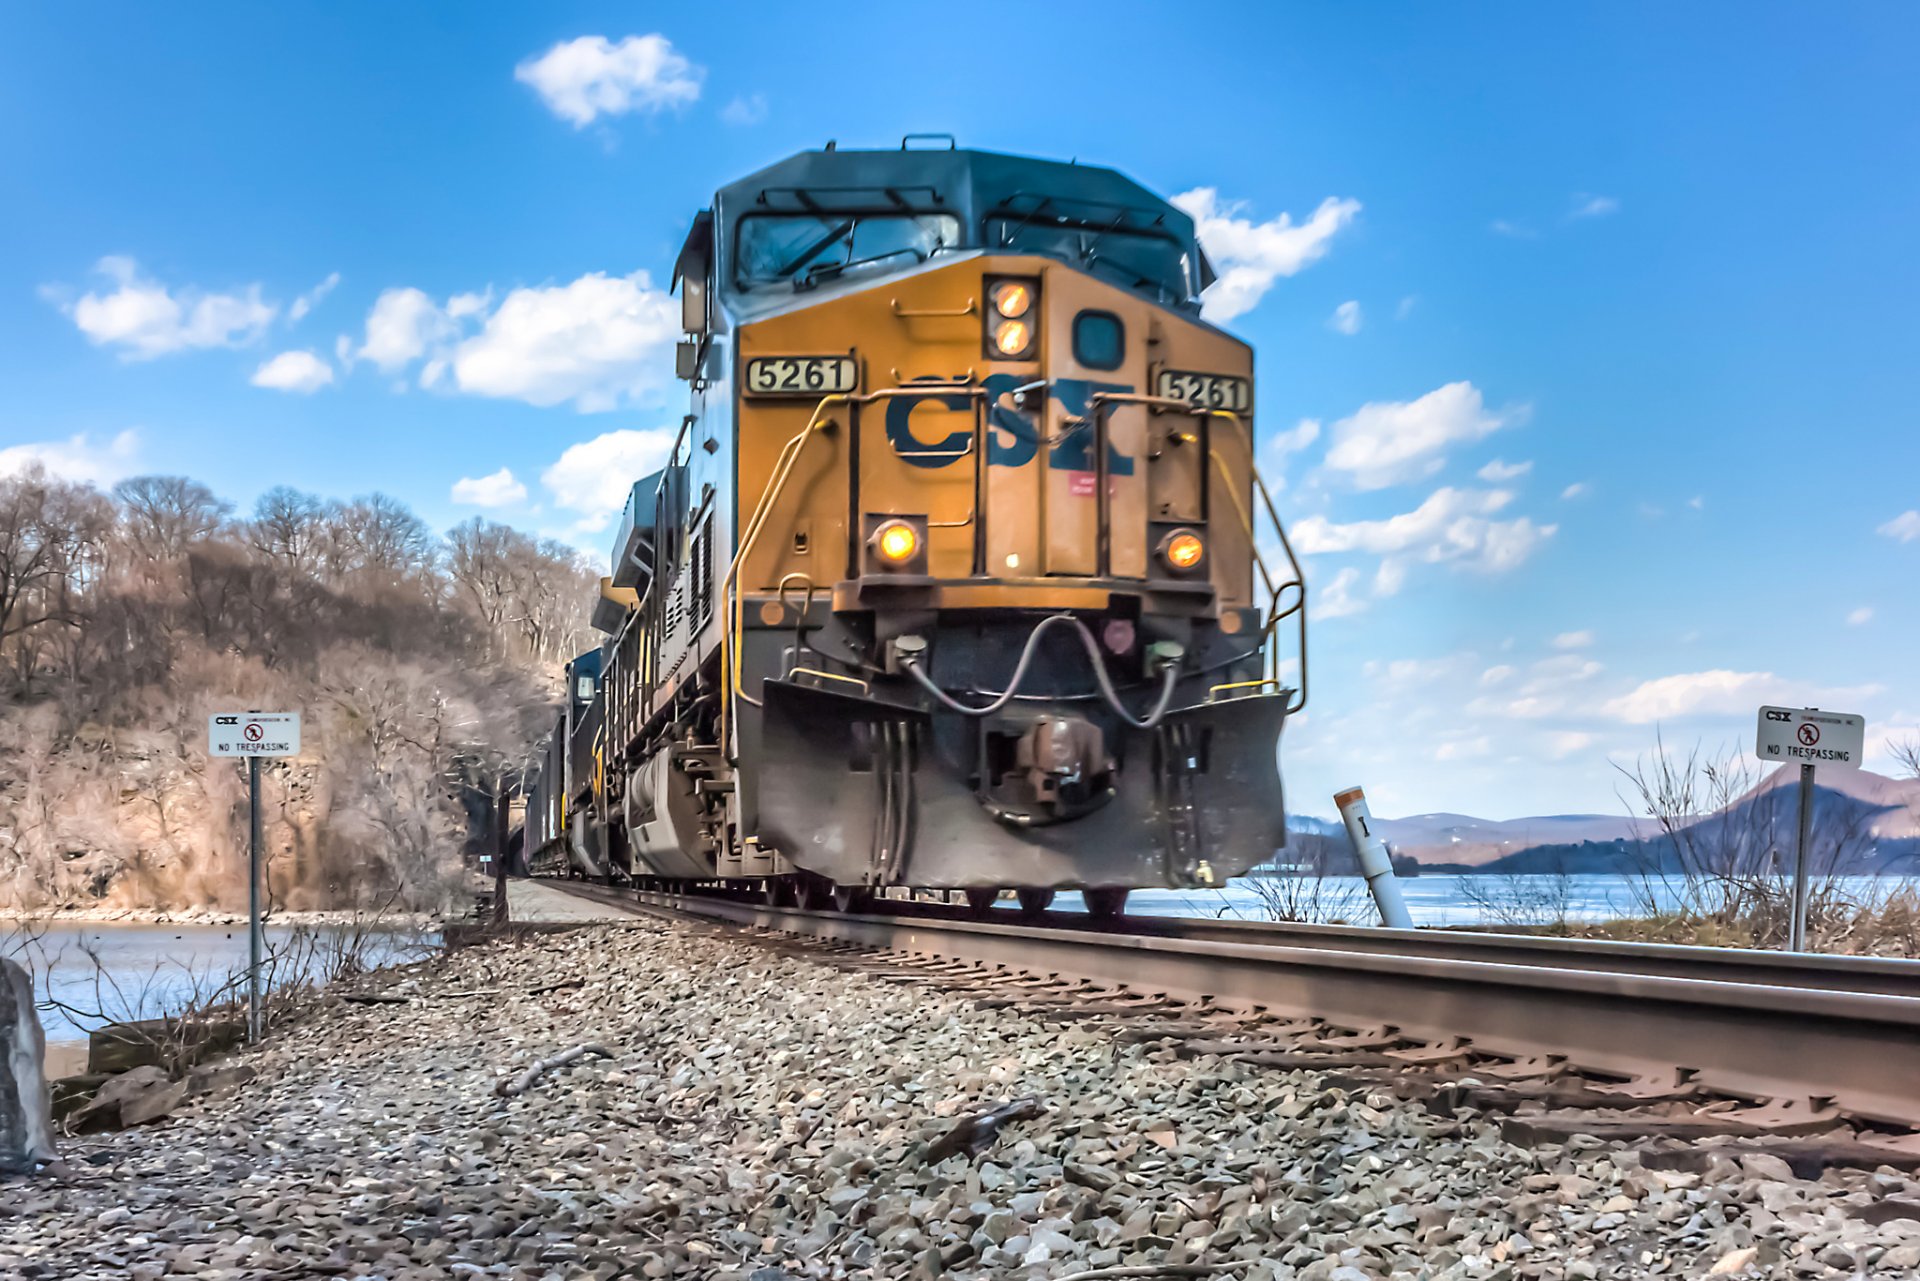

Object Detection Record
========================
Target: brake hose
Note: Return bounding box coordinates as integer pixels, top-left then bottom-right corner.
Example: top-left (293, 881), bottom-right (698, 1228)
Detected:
top-left (901, 614), bottom-right (1184, 730)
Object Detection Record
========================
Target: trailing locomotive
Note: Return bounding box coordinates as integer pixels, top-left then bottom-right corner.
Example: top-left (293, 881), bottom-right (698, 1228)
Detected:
top-left (521, 140), bottom-right (1306, 915)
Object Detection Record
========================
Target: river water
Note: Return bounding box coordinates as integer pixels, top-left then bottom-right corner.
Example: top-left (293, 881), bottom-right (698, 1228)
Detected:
top-left (2, 921), bottom-right (438, 1072)
top-left (1060, 872), bottom-right (1918, 927)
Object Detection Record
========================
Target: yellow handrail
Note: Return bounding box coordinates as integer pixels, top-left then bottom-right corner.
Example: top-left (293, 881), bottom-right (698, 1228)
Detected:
top-left (1089, 393), bottom-right (1302, 706)
top-left (721, 394), bottom-right (847, 753)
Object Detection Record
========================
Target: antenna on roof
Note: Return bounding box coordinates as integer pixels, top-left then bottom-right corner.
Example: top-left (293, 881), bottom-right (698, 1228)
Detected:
top-left (823, 140), bottom-right (837, 151)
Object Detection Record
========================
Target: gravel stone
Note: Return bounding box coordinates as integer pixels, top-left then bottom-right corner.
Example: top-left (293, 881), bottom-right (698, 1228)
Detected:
top-left (0, 918), bottom-right (1908, 1279)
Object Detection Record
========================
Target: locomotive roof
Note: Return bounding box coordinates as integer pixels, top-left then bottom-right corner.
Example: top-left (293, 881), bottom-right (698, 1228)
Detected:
top-left (710, 145), bottom-right (1212, 296)
top-left (717, 145), bottom-right (1187, 226)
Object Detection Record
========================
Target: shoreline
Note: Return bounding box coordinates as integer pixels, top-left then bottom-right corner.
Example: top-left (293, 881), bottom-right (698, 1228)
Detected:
top-left (0, 905), bottom-right (456, 929)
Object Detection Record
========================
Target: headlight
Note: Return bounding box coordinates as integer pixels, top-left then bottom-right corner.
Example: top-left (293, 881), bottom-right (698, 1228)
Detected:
top-left (871, 519), bottom-right (920, 565)
top-left (990, 281), bottom-right (1032, 318)
top-left (1159, 529), bottom-right (1205, 573)
top-left (991, 318), bottom-right (1033, 358)
top-left (984, 276), bottom-right (1040, 359)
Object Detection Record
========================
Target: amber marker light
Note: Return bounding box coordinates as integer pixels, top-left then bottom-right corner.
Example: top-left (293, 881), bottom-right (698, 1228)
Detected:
top-left (992, 318), bottom-right (1032, 357)
top-left (1160, 529), bottom-right (1205, 572)
top-left (991, 281), bottom-right (1032, 317)
top-left (871, 519), bottom-right (920, 565)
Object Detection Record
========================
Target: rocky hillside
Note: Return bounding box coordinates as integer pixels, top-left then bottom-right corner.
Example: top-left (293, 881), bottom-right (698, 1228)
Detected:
top-left (0, 467), bottom-right (597, 913)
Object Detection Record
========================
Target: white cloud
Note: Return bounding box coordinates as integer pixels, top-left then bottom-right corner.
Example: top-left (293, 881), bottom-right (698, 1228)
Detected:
top-left (515, 34), bottom-right (703, 127)
top-left (0, 430), bottom-right (140, 486)
top-left (1552, 630), bottom-right (1594, 650)
top-left (1477, 458), bottom-right (1532, 483)
top-left (1294, 486), bottom-right (1556, 597)
top-left (1267, 418), bottom-right (1321, 459)
top-left (250, 350), bottom-right (334, 393)
top-left (1546, 731), bottom-right (1595, 760)
top-left (1395, 296), bottom-right (1418, 321)
top-left (1688, 495), bottom-right (1705, 510)
top-left (358, 287), bottom-right (456, 371)
top-left (1316, 566), bottom-right (1367, 619)
top-left (50, 256), bottom-right (275, 359)
top-left (451, 467), bottom-right (529, 508)
top-left (1435, 736), bottom-right (1492, 762)
top-left (1880, 510), bottom-right (1920, 543)
top-left (1569, 193), bottom-right (1621, 220)
top-left (1480, 664), bottom-right (1516, 687)
top-left (351, 271), bottom-right (678, 411)
top-left (1172, 189), bottom-right (1361, 323)
top-left (1322, 381), bottom-right (1524, 490)
top-left (1328, 300), bottom-right (1363, 335)
top-left (288, 271), bottom-right (341, 323)
top-left (720, 93), bottom-right (768, 126)
top-left (1490, 219), bottom-right (1536, 239)
top-left (1561, 482), bottom-right (1589, 500)
top-left (1847, 606), bottom-right (1874, 627)
top-left (543, 428), bottom-right (678, 522)
top-left (1601, 670), bottom-right (1882, 724)
top-left (1468, 653), bottom-right (1604, 721)
top-left (452, 271), bottom-right (678, 411)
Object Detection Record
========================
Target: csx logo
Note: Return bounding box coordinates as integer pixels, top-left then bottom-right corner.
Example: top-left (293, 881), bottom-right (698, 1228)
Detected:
top-left (885, 375), bottom-right (1135, 477)
top-left (214, 715), bottom-right (240, 725)
top-left (1764, 710), bottom-right (1792, 723)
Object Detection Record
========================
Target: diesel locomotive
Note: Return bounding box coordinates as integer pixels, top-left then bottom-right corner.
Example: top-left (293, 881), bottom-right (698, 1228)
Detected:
top-left (520, 139), bottom-right (1306, 916)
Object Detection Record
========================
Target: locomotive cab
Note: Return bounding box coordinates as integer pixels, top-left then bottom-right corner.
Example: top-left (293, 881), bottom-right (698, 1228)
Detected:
top-left (594, 142), bottom-right (1306, 905)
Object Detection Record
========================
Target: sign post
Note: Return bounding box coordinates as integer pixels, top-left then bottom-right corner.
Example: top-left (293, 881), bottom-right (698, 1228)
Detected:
top-left (1755, 706), bottom-right (1866, 952)
top-left (209, 712), bottom-right (302, 1042)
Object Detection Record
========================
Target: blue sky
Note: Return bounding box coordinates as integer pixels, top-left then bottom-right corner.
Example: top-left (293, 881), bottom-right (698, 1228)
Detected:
top-left (3, 4), bottom-right (1916, 818)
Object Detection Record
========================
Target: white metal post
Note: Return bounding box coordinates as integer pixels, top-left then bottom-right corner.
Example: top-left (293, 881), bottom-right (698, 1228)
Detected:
top-left (1789, 762), bottom-right (1815, 951)
top-left (1334, 786), bottom-right (1414, 930)
top-left (247, 753), bottom-right (264, 1042)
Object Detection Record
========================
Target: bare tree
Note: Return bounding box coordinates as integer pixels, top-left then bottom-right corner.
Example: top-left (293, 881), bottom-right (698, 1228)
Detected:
top-left (0, 466), bottom-right (111, 685)
top-left (325, 493), bottom-right (434, 585)
top-left (247, 486), bottom-right (328, 574)
top-left (113, 475), bottom-right (232, 559)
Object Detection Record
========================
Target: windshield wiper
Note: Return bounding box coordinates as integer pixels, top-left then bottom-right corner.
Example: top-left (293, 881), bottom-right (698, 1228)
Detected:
top-left (774, 219), bottom-right (856, 277)
top-left (794, 245), bottom-right (932, 291)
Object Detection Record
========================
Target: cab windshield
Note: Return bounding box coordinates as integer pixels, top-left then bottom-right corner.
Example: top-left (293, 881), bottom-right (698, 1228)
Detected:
top-left (987, 217), bottom-right (1193, 304)
top-left (735, 213), bottom-right (962, 291)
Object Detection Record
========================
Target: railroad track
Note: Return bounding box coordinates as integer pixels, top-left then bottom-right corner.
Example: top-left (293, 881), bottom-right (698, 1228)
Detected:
top-left (538, 878), bottom-right (1920, 1173)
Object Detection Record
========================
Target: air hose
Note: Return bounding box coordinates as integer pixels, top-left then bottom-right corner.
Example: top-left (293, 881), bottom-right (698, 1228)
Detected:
top-left (900, 614), bottom-right (1184, 730)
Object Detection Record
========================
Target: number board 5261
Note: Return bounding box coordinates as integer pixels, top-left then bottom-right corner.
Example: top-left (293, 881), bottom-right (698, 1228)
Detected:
top-left (1156, 369), bottom-right (1251, 414)
top-left (745, 355), bottom-right (859, 397)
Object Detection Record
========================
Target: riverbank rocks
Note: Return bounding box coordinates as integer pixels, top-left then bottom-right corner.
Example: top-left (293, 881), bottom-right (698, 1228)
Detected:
top-left (0, 957), bottom-right (53, 1172)
top-left (0, 920), bottom-right (1915, 1277)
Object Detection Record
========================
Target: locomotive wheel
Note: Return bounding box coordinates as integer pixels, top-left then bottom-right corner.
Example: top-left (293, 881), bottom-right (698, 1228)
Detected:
top-left (1083, 888), bottom-right (1130, 919)
top-left (1015, 888), bottom-right (1055, 916)
top-left (760, 876), bottom-right (792, 907)
top-left (794, 874), bottom-right (833, 912)
top-left (964, 888), bottom-right (1000, 917)
top-left (830, 883), bottom-right (871, 914)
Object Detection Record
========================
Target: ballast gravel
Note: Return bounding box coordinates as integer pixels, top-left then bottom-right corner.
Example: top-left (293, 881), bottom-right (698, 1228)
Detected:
top-left (1, 919), bottom-right (1916, 1280)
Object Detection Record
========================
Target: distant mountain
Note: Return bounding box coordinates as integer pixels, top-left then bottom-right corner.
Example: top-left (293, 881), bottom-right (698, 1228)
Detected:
top-left (1369, 766), bottom-right (1920, 875)
top-left (1368, 811), bottom-right (1650, 869)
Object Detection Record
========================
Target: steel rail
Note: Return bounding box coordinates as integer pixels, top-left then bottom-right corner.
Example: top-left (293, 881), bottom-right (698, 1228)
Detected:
top-left (585, 885), bottom-right (1920, 1128)
top-left (1007, 911), bottom-right (1920, 997)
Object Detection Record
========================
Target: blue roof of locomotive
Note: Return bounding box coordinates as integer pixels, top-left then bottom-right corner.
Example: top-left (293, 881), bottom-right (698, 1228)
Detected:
top-left (710, 144), bottom-right (1210, 313)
